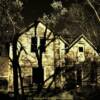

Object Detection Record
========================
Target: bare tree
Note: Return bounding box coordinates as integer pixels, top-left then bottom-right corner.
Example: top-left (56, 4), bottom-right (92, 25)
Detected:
top-left (0, 0), bottom-right (54, 99)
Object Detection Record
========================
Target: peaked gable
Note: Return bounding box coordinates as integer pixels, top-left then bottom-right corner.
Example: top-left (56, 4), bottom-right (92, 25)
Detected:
top-left (66, 34), bottom-right (97, 51)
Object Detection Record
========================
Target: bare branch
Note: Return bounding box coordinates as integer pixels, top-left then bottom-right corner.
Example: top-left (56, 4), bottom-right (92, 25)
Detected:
top-left (17, 41), bottom-right (28, 59)
top-left (45, 38), bottom-right (55, 48)
top-left (86, 0), bottom-right (100, 22)
top-left (18, 23), bottom-right (35, 37)
top-left (44, 24), bottom-right (48, 38)
top-left (9, 56), bottom-right (13, 63)
top-left (6, 10), bottom-right (16, 35)
top-left (46, 31), bottom-right (52, 40)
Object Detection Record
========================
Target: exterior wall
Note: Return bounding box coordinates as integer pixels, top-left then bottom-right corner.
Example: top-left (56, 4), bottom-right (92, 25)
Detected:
top-left (65, 37), bottom-right (99, 64)
top-left (65, 37), bottom-right (99, 86)
top-left (54, 38), bottom-right (65, 67)
top-left (53, 38), bottom-right (66, 88)
top-left (9, 23), bottom-right (65, 90)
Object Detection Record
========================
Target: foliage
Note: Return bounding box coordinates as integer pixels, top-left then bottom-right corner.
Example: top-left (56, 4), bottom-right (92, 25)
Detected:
top-left (41, 0), bottom-right (100, 48)
top-left (41, 1), bottom-right (68, 35)
top-left (0, 0), bottom-right (24, 43)
top-left (0, 0), bottom-right (54, 98)
top-left (0, 0), bottom-right (100, 98)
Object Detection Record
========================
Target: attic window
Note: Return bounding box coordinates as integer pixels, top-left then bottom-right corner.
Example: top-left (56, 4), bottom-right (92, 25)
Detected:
top-left (79, 47), bottom-right (83, 52)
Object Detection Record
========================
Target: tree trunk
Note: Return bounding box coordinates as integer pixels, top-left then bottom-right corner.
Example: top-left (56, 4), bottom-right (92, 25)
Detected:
top-left (12, 37), bottom-right (19, 100)
top-left (12, 61), bottom-right (19, 100)
top-left (37, 51), bottom-right (44, 93)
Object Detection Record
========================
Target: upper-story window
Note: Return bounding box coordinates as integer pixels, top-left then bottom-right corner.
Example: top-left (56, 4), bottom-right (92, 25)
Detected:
top-left (31, 37), bottom-right (46, 52)
top-left (40, 38), bottom-right (46, 52)
top-left (79, 47), bottom-right (83, 52)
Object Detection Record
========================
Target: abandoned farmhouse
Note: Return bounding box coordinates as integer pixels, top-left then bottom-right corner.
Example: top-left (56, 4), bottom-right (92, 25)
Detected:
top-left (0, 22), bottom-right (100, 92)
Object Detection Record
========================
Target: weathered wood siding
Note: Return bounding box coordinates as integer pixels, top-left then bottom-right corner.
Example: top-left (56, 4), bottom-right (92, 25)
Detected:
top-left (9, 23), bottom-right (65, 89)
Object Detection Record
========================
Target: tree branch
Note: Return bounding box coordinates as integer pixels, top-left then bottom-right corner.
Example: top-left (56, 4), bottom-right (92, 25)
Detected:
top-left (17, 41), bottom-right (28, 59)
top-left (45, 38), bottom-right (55, 48)
top-left (46, 31), bottom-right (52, 40)
top-left (86, 0), bottom-right (100, 22)
top-left (9, 56), bottom-right (13, 63)
top-left (6, 10), bottom-right (16, 35)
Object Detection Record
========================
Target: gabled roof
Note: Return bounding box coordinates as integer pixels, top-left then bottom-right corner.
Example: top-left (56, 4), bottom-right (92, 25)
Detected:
top-left (55, 35), bottom-right (69, 46)
top-left (65, 34), bottom-right (97, 51)
top-left (21, 21), bottom-right (69, 46)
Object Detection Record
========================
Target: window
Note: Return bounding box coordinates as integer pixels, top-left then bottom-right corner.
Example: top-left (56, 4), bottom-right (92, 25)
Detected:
top-left (31, 37), bottom-right (46, 52)
top-left (40, 38), bottom-right (46, 52)
top-left (0, 78), bottom-right (8, 89)
top-left (79, 47), bottom-right (83, 52)
top-left (31, 37), bottom-right (37, 52)
top-left (32, 67), bottom-right (44, 83)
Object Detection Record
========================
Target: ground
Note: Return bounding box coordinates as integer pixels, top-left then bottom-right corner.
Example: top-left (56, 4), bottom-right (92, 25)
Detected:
top-left (0, 85), bottom-right (100, 100)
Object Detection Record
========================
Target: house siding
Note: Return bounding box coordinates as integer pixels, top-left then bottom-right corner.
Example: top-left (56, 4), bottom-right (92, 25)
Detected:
top-left (66, 37), bottom-right (98, 63)
top-left (8, 22), bottom-right (65, 90)
top-left (65, 36), bottom-right (100, 86)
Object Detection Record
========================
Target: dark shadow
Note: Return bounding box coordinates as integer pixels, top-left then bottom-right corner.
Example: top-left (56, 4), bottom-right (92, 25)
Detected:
top-left (0, 92), bottom-right (14, 100)
top-left (39, 66), bottom-right (76, 97)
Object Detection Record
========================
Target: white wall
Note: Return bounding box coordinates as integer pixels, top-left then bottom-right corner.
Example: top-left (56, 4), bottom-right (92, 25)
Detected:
top-left (9, 22), bottom-right (66, 88)
top-left (66, 37), bottom-right (99, 63)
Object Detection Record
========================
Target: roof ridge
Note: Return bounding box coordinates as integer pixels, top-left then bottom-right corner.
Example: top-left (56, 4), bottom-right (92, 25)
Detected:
top-left (65, 34), bottom-right (97, 51)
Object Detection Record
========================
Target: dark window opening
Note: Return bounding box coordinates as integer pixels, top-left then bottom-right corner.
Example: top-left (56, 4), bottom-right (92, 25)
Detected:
top-left (0, 79), bottom-right (8, 89)
top-left (79, 47), bottom-right (83, 52)
top-left (32, 67), bottom-right (44, 84)
top-left (31, 37), bottom-right (37, 52)
top-left (40, 38), bottom-right (46, 52)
